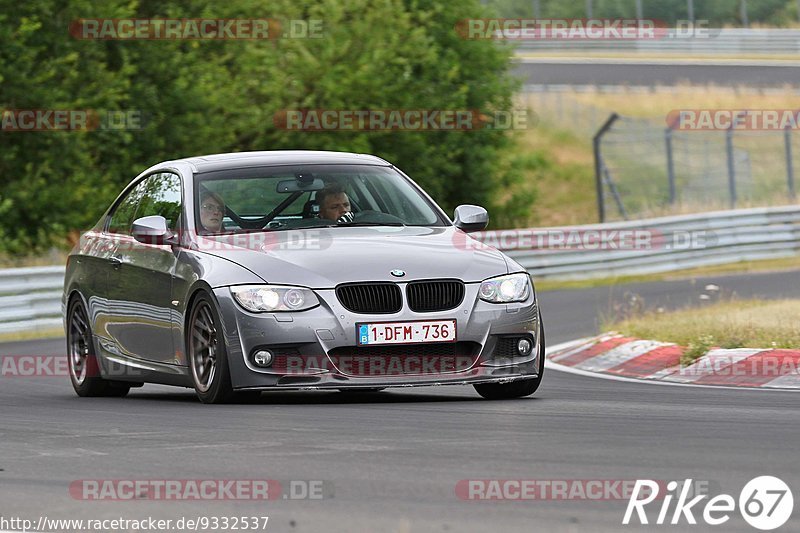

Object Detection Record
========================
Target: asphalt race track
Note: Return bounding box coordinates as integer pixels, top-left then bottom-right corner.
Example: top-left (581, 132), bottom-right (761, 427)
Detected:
top-left (513, 59), bottom-right (800, 87)
top-left (1, 270), bottom-right (799, 532)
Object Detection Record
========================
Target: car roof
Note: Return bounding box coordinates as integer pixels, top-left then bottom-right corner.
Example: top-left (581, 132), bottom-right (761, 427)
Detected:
top-left (161, 150), bottom-right (392, 174)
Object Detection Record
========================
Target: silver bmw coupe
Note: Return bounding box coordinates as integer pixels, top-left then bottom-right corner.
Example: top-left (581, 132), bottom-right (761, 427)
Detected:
top-left (63, 151), bottom-right (543, 403)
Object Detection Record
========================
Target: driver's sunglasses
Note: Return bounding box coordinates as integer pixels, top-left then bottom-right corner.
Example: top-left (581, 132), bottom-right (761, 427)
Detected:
top-left (201, 203), bottom-right (224, 214)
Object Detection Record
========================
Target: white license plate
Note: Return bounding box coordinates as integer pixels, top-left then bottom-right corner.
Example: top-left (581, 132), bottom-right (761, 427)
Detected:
top-left (357, 320), bottom-right (457, 346)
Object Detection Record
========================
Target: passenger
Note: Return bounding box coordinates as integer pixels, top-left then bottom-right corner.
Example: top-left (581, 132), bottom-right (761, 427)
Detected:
top-left (199, 191), bottom-right (225, 232)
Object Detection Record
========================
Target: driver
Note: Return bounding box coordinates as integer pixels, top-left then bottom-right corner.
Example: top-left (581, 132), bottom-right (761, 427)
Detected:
top-left (316, 183), bottom-right (353, 223)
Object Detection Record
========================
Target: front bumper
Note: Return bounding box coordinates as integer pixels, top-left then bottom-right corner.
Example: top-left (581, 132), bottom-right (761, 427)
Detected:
top-left (214, 283), bottom-right (541, 390)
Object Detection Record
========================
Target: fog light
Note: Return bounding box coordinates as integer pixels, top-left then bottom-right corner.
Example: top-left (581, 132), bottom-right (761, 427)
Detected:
top-left (517, 338), bottom-right (532, 356)
top-left (253, 349), bottom-right (274, 367)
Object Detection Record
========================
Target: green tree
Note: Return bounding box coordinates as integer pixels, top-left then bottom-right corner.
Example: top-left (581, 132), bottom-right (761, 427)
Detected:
top-left (0, 0), bottom-right (528, 254)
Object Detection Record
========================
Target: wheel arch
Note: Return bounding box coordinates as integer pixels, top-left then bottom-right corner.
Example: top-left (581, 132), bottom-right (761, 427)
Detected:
top-left (181, 281), bottom-right (237, 374)
top-left (182, 281), bottom-right (216, 347)
top-left (64, 288), bottom-right (91, 335)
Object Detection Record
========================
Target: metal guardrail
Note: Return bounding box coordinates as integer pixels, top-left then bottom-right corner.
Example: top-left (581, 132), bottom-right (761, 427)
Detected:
top-left (0, 266), bottom-right (65, 335)
top-left (514, 28), bottom-right (800, 54)
top-left (484, 206), bottom-right (800, 279)
top-left (1, 205), bottom-right (799, 334)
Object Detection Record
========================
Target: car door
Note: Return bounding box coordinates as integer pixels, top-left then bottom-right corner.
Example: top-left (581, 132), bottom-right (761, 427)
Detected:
top-left (93, 176), bottom-right (150, 350)
top-left (103, 172), bottom-right (183, 364)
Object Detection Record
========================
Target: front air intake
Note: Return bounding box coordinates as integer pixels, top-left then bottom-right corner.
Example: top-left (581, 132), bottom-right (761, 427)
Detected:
top-left (336, 282), bottom-right (403, 314)
top-left (406, 279), bottom-right (465, 312)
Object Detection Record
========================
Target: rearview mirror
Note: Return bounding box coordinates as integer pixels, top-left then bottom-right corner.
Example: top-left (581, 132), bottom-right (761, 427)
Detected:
top-left (453, 205), bottom-right (489, 233)
top-left (132, 215), bottom-right (176, 245)
top-left (276, 178), bottom-right (325, 193)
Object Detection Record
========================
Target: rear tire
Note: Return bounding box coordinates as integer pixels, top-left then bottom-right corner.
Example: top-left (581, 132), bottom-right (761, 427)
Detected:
top-left (474, 322), bottom-right (545, 400)
top-left (188, 292), bottom-right (236, 404)
top-left (67, 297), bottom-right (131, 398)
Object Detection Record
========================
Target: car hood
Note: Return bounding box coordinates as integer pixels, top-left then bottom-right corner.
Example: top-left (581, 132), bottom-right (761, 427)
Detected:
top-left (195, 226), bottom-right (509, 287)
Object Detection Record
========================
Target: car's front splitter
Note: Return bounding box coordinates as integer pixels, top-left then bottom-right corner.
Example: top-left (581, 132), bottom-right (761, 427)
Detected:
top-left (232, 364), bottom-right (541, 391)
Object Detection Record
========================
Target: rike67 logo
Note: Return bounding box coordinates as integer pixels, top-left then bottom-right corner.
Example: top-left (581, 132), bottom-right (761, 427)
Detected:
top-left (624, 476), bottom-right (793, 530)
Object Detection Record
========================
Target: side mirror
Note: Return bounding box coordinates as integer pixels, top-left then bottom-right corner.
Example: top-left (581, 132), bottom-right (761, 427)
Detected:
top-left (132, 215), bottom-right (176, 245)
top-left (453, 205), bottom-right (489, 233)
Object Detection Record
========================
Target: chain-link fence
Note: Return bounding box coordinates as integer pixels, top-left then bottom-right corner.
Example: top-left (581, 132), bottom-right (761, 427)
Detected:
top-left (525, 87), bottom-right (800, 222)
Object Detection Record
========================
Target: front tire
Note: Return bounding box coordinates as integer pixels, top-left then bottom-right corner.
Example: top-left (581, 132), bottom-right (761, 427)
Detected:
top-left (67, 297), bottom-right (131, 398)
top-left (188, 292), bottom-right (236, 404)
top-left (474, 322), bottom-right (545, 400)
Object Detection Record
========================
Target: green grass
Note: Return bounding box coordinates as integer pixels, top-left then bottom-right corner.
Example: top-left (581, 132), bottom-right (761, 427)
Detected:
top-left (682, 335), bottom-right (716, 366)
top-left (508, 121), bottom-right (597, 227)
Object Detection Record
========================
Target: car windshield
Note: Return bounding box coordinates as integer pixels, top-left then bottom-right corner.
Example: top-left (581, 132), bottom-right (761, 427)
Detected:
top-left (194, 164), bottom-right (445, 234)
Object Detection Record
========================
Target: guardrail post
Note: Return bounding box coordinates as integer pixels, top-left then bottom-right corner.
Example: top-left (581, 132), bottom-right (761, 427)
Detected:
top-left (603, 165), bottom-right (629, 220)
top-left (786, 126), bottom-right (796, 201)
top-left (665, 128), bottom-right (676, 205)
top-left (740, 0), bottom-right (749, 27)
top-left (594, 113), bottom-right (619, 223)
top-left (726, 127), bottom-right (737, 208)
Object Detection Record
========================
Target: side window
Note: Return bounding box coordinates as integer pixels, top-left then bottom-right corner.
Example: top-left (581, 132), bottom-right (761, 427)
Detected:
top-left (107, 178), bottom-right (149, 235)
top-left (134, 172), bottom-right (183, 231)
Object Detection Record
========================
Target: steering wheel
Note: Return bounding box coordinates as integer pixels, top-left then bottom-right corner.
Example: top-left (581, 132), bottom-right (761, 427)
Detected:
top-left (351, 210), bottom-right (405, 224)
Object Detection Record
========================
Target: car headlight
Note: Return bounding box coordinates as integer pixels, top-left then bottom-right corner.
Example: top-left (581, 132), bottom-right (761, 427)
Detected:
top-left (478, 273), bottom-right (531, 303)
top-left (230, 285), bottom-right (320, 312)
